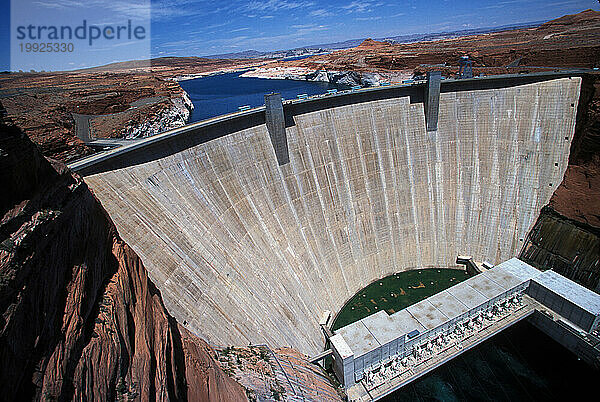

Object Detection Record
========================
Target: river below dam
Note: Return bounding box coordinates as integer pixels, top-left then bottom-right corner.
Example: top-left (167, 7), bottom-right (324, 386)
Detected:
top-left (333, 269), bottom-right (595, 401)
top-left (179, 71), bottom-right (347, 123)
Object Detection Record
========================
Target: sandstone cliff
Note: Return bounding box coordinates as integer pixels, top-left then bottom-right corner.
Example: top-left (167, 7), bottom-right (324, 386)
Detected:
top-left (0, 114), bottom-right (247, 401)
top-left (551, 73), bottom-right (600, 228)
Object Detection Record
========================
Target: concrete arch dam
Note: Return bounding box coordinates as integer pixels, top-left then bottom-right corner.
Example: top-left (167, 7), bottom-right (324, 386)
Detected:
top-left (79, 76), bottom-right (581, 355)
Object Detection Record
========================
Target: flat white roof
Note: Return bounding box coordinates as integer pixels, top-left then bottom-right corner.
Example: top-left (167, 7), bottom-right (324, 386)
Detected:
top-left (533, 270), bottom-right (600, 316)
top-left (336, 320), bottom-right (379, 358)
top-left (388, 309), bottom-right (426, 334)
top-left (362, 311), bottom-right (407, 346)
top-left (494, 258), bottom-right (541, 282)
top-left (468, 274), bottom-right (506, 299)
top-left (429, 290), bottom-right (470, 320)
top-left (446, 281), bottom-right (489, 309)
top-left (406, 299), bottom-right (450, 330)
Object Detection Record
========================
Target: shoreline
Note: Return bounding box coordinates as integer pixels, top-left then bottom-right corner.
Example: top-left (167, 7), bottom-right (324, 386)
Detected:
top-left (172, 66), bottom-right (257, 82)
top-left (240, 66), bottom-right (413, 87)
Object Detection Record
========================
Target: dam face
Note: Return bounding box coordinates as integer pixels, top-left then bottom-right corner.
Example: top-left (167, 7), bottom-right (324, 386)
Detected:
top-left (84, 77), bottom-right (581, 355)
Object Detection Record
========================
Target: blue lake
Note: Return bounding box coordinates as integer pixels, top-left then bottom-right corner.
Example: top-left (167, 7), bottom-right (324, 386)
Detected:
top-left (179, 71), bottom-right (347, 123)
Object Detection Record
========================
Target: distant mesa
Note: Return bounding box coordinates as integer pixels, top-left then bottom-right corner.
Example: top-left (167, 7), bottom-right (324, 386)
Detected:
top-left (356, 38), bottom-right (389, 49)
top-left (540, 8), bottom-right (600, 29)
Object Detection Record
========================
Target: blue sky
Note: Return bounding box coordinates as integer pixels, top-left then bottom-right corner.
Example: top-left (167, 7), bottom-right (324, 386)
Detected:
top-left (1, 0), bottom-right (598, 71)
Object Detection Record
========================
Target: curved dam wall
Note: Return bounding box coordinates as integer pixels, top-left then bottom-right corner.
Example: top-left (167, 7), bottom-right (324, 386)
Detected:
top-left (83, 77), bottom-right (581, 355)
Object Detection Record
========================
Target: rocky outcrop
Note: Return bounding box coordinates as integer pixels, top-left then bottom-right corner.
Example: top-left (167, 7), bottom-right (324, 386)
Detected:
top-left (550, 74), bottom-right (600, 227)
top-left (304, 70), bottom-right (383, 87)
top-left (0, 56), bottom-right (259, 163)
top-left (123, 92), bottom-right (194, 139)
top-left (520, 208), bottom-right (599, 291)
top-left (242, 66), bottom-right (388, 87)
top-left (0, 114), bottom-right (246, 401)
top-left (216, 345), bottom-right (342, 401)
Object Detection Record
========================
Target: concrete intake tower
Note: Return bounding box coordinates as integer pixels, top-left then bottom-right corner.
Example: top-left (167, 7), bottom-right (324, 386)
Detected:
top-left (75, 75), bottom-right (581, 356)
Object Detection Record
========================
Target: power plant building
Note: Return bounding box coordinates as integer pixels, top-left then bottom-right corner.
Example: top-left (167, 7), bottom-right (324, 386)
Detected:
top-left (331, 258), bottom-right (600, 391)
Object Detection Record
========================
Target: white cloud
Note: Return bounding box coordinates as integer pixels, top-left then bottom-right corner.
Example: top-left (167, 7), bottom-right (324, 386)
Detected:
top-left (310, 9), bottom-right (334, 17)
top-left (33, 0), bottom-right (151, 18)
top-left (292, 24), bottom-right (328, 34)
top-left (31, 0), bottom-right (153, 20)
top-left (204, 21), bottom-right (231, 30)
top-left (189, 23), bottom-right (329, 53)
top-left (244, 0), bottom-right (315, 13)
top-left (152, 1), bottom-right (233, 21)
top-left (33, 0), bottom-right (85, 9)
top-left (543, 1), bottom-right (586, 7)
top-left (342, 1), bottom-right (384, 13)
top-left (355, 16), bottom-right (382, 21)
top-left (291, 24), bottom-right (316, 29)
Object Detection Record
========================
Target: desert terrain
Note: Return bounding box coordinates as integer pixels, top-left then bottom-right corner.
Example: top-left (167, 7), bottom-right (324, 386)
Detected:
top-left (0, 57), bottom-right (263, 162)
top-left (244, 9), bottom-right (600, 84)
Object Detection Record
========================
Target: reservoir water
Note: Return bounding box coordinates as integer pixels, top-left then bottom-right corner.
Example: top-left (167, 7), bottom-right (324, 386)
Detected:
top-left (179, 71), bottom-right (347, 123)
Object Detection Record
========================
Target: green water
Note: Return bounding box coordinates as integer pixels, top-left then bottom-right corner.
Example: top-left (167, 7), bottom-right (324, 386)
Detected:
top-left (332, 269), bottom-right (469, 331)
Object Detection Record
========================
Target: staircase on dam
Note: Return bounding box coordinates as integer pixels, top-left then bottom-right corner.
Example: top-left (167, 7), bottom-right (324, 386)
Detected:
top-left (330, 259), bottom-right (600, 401)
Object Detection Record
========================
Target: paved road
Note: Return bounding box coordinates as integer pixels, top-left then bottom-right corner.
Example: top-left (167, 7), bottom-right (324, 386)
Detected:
top-left (71, 113), bottom-right (93, 142)
top-left (87, 138), bottom-right (144, 148)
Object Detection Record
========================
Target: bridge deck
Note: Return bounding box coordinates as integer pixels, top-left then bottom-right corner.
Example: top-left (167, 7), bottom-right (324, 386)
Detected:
top-left (347, 296), bottom-right (540, 401)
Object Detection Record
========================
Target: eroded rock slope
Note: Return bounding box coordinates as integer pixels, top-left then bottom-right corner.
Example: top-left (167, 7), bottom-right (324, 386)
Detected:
top-left (0, 113), bottom-right (246, 401)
